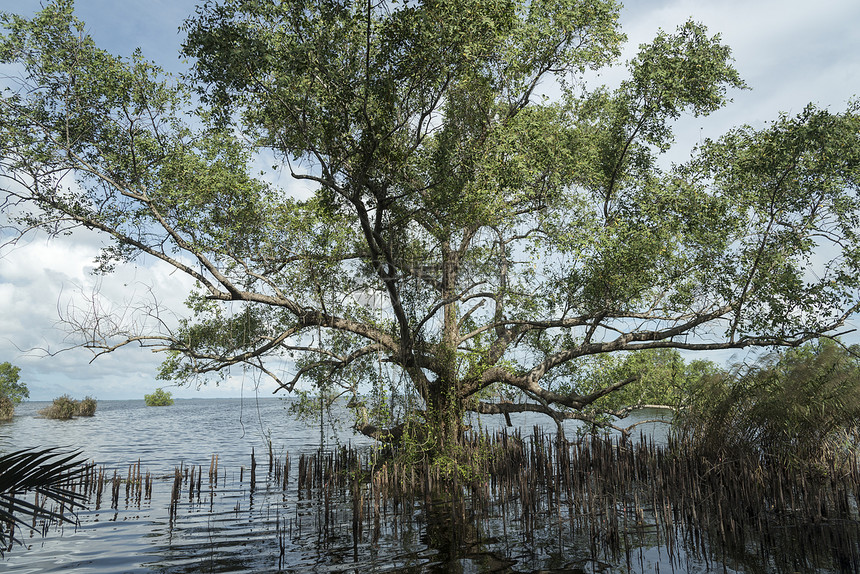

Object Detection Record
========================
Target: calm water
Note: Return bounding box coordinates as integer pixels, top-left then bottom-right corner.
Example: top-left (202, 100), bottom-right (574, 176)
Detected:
top-left (1, 397), bottom-right (369, 473)
top-left (0, 398), bottom-right (683, 573)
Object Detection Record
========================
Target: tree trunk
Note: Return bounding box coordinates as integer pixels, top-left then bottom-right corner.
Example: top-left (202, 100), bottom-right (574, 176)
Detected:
top-left (424, 380), bottom-right (466, 454)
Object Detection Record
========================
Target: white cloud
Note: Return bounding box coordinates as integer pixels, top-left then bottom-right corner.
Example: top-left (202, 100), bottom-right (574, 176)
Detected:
top-left (602, 0), bottom-right (860, 166)
top-left (0, 233), bottom-right (169, 397)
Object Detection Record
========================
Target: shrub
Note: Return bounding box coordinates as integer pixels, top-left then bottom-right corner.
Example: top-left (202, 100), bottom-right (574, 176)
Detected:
top-left (144, 388), bottom-right (174, 406)
top-left (38, 395), bottom-right (79, 420)
top-left (0, 395), bottom-right (13, 422)
top-left (672, 339), bottom-right (860, 475)
top-left (0, 362), bottom-right (28, 405)
top-left (76, 396), bottom-right (97, 416)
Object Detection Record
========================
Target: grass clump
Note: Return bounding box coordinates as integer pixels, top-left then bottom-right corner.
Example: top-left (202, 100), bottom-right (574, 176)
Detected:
top-left (37, 395), bottom-right (98, 419)
top-left (144, 388), bottom-right (174, 406)
top-left (76, 396), bottom-right (97, 416)
top-left (38, 395), bottom-right (79, 420)
top-left (672, 339), bottom-right (860, 475)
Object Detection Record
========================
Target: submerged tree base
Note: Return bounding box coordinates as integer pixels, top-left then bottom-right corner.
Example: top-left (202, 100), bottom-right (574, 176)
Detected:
top-left (15, 431), bottom-right (860, 573)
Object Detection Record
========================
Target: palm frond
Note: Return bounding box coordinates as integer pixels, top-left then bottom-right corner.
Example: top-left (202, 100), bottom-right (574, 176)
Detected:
top-left (0, 447), bottom-right (88, 555)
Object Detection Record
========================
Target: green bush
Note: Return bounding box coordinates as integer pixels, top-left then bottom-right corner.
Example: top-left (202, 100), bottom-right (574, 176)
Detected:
top-left (76, 396), bottom-right (97, 416)
top-left (144, 388), bottom-right (174, 406)
top-left (38, 395), bottom-right (79, 420)
top-left (0, 395), bottom-right (13, 422)
top-left (672, 340), bottom-right (860, 474)
top-left (0, 362), bottom-right (28, 405)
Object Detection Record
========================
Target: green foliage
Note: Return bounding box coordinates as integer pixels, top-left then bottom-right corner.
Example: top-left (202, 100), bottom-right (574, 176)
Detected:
top-left (673, 339), bottom-right (860, 474)
top-left (144, 388), bottom-right (174, 406)
top-left (38, 395), bottom-right (79, 420)
top-left (0, 362), bottom-right (28, 405)
top-left (549, 349), bottom-right (722, 413)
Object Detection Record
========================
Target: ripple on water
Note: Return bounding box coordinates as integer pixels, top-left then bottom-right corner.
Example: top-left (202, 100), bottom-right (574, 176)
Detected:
top-left (1, 398), bottom-right (678, 573)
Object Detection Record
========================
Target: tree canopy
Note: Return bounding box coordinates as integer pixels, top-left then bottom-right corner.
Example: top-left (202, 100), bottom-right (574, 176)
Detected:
top-left (1, 0), bottom-right (859, 448)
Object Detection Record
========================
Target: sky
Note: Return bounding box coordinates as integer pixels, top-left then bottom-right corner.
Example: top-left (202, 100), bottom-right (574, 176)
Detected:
top-left (1, 0), bottom-right (859, 401)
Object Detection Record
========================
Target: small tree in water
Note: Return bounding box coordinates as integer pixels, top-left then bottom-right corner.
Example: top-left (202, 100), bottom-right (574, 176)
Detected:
top-left (144, 388), bottom-right (175, 407)
top-left (0, 362), bottom-right (28, 420)
top-left (2, 2), bottom-right (860, 459)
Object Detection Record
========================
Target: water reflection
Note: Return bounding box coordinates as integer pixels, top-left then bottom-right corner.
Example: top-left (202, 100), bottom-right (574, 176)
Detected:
top-left (3, 399), bottom-right (853, 573)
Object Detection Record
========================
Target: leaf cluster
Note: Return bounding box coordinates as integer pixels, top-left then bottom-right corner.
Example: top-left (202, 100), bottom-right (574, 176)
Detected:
top-left (550, 348), bottom-right (721, 414)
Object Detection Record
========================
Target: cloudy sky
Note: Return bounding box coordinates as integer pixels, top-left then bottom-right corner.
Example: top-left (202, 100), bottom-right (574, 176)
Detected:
top-left (1, 0), bottom-right (858, 400)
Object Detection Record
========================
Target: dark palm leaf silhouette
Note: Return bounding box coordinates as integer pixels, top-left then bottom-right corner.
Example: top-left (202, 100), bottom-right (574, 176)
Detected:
top-left (0, 447), bottom-right (88, 555)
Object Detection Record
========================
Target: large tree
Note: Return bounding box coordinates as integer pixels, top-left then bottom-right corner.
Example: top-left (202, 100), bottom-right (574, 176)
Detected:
top-left (1, 0), bottom-right (859, 449)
